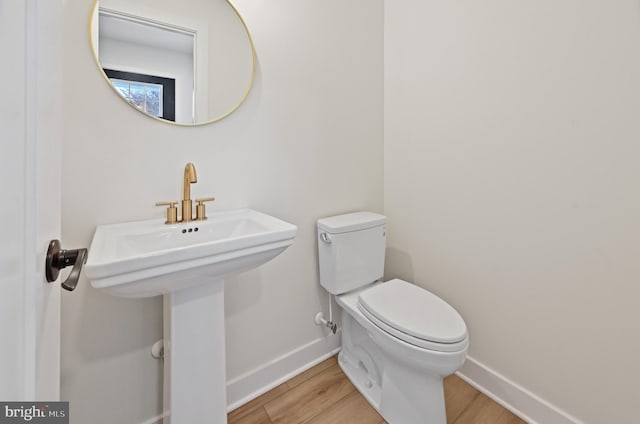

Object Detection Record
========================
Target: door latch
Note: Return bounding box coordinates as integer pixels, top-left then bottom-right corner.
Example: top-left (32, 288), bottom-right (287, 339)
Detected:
top-left (45, 239), bottom-right (88, 291)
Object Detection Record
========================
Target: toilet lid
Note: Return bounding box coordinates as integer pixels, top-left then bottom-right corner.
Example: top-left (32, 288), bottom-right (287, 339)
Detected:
top-left (358, 279), bottom-right (467, 345)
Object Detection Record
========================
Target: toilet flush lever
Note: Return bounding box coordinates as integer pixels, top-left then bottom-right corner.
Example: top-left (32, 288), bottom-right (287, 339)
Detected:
top-left (320, 233), bottom-right (332, 243)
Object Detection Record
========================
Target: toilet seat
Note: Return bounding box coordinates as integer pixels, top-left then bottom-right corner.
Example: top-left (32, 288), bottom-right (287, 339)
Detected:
top-left (357, 279), bottom-right (468, 352)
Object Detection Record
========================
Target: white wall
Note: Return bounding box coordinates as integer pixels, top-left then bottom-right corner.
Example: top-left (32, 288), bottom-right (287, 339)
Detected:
top-left (62, 0), bottom-right (383, 423)
top-left (385, 1), bottom-right (640, 423)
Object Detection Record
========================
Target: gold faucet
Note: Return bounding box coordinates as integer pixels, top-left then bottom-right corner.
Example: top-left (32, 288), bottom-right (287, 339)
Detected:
top-left (181, 162), bottom-right (198, 222)
top-left (156, 163), bottom-right (215, 224)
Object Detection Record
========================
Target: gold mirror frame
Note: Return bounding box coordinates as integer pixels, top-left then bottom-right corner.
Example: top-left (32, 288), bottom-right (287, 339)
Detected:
top-left (89, 0), bottom-right (256, 126)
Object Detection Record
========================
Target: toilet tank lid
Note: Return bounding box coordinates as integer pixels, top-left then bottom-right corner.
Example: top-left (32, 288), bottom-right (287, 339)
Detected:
top-left (317, 212), bottom-right (386, 234)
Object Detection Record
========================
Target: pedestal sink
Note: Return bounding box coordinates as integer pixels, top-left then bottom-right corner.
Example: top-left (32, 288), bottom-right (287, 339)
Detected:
top-left (85, 209), bottom-right (297, 423)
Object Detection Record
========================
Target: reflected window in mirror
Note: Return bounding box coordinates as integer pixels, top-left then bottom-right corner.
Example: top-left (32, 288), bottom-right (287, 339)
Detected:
top-left (104, 69), bottom-right (176, 121)
top-left (90, 0), bottom-right (256, 126)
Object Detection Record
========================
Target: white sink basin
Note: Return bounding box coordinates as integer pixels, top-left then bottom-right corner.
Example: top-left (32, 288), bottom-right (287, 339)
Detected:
top-left (85, 208), bottom-right (297, 298)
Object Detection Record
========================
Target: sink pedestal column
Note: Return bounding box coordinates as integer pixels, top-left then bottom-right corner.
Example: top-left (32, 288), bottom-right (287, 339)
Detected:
top-left (163, 278), bottom-right (227, 424)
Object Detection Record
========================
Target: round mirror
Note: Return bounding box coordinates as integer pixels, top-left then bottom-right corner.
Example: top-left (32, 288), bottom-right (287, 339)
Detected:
top-left (90, 0), bottom-right (256, 126)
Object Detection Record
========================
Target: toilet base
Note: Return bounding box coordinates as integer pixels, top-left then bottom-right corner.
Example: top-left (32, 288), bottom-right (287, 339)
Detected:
top-left (337, 286), bottom-right (467, 424)
top-left (339, 316), bottom-right (447, 424)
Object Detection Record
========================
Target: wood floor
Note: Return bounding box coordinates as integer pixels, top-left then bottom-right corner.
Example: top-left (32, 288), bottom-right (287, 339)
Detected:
top-left (228, 355), bottom-right (526, 424)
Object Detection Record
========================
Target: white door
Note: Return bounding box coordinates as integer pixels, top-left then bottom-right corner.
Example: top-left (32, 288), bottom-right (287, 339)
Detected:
top-left (0, 0), bottom-right (63, 400)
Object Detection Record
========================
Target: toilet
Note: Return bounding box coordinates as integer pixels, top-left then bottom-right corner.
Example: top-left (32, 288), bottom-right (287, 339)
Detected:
top-left (317, 212), bottom-right (469, 424)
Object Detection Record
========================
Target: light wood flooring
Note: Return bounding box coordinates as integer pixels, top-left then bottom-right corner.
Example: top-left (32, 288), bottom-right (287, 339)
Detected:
top-left (228, 355), bottom-right (526, 424)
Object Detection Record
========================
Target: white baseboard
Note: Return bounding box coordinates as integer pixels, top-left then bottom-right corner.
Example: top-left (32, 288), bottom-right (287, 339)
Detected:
top-left (226, 331), bottom-right (342, 412)
top-left (457, 356), bottom-right (583, 424)
top-left (143, 341), bottom-right (583, 424)
top-left (138, 411), bottom-right (168, 424)
top-left (137, 333), bottom-right (340, 423)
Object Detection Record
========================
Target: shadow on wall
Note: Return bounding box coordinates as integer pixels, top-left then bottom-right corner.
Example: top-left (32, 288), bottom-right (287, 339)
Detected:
top-left (384, 247), bottom-right (414, 283)
top-left (224, 268), bottom-right (263, 317)
top-left (76, 286), bottom-right (162, 360)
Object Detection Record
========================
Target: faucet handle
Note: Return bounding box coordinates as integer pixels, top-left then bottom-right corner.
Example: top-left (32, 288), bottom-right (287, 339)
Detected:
top-left (156, 201), bottom-right (179, 225)
top-left (195, 197), bottom-right (215, 221)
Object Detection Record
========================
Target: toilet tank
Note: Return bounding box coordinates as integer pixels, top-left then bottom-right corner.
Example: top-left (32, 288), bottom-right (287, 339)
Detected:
top-left (317, 212), bottom-right (386, 295)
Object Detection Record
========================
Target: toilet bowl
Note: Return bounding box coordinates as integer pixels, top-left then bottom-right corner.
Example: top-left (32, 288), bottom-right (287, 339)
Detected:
top-left (317, 212), bottom-right (468, 424)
